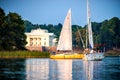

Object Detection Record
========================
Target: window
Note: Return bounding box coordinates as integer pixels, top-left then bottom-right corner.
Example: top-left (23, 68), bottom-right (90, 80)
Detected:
top-left (30, 38), bottom-right (33, 46)
top-left (44, 42), bottom-right (46, 46)
top-left (38, 38), bottom-right (41, 40)
top-left (30, 42), bottom-right (33, 46)
top-left (34, 38), bottom-right (37, 40)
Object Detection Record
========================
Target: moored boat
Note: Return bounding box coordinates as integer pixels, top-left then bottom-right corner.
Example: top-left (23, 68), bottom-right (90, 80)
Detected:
top-left (50, 9), bottom-right (84, 59)
top-left (50, 53), bottom-right (84, 59)
top-left (83, 52), bottom-right (104, 61)
top-left (82, 0), bottom-right (104, 61)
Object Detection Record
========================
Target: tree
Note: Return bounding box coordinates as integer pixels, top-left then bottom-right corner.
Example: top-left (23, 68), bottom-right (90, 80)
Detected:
top-left (92, 22), bottom-right (102, 44)
top-left (54, 23), bottom-right (62, 39)
top-left (24, 20), bottom-right (34, 32)
top-left (0, 8), bottom-right (5, 25)
top-left (6, 12), bottom-right (27, 50)
top-left (72, 25), bottom-right (84, 48)
top-left (99, 17), bottom-right (120, 49)
top-left (109, 17), bottom-right (120, 48)
top-left (0, 8), bottom-right (6, 50)
top-left (0, 9), bottom-right (27, 51)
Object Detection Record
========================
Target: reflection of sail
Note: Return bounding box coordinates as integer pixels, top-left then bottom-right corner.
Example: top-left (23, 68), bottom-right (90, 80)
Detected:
top-left (26, 59), bottom-right (49, 80)
top-left (83, 61), bottom-right (93, 80)
top-left (49, 59), bottom-right (72, 80)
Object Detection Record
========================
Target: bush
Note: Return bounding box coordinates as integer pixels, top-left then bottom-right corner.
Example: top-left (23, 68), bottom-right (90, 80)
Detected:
top-left (0, 51), bottom-right (50, 58)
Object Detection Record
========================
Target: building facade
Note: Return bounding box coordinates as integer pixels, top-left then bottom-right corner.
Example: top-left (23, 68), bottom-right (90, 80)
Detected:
top-left (25, 28), bottom-right (56, 51)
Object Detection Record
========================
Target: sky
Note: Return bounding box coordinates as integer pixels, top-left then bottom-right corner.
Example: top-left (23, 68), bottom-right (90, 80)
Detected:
top-left (0, 0), bottom-right (120, 26)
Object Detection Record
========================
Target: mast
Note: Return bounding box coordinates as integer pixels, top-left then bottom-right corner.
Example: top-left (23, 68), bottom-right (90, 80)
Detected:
top-left (77, 27), bottom-right (85, 49)
top-left (86, 25), bottom-right (88, 48)
top-left (87, 0), bottom-right (94, 49)
top-left (57, 9), bottom-right (72, 51)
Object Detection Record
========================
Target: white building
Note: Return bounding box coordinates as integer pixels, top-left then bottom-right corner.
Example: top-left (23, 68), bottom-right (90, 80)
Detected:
top-left (25, 28), bottom-right (56, 47)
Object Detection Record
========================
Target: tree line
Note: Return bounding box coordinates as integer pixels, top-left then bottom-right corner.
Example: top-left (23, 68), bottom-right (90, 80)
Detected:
top-left (92, 17), bottom-right (120, 50)
top-left (0, 7), bottom-right (120, 51)
top-left (24, 17), bottom-right (120, 50)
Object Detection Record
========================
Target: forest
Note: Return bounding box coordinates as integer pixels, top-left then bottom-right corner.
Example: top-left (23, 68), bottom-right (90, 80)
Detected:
top-left (0, 8), bottom-right (120, 51)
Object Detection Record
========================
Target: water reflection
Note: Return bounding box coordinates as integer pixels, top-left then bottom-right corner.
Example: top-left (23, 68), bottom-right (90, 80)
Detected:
top-left (49, 59), bottom-right (72, 80)
top-left (26, 58), bottom-right (49, 80)
top-left (0, 57), bottom-right (119, 80)
top-left (83, 61), bottom-right (93, 80)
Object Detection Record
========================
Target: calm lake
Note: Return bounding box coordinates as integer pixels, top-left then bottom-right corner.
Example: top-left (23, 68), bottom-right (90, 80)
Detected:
top-left (0, 57), bottom-right (119, 80)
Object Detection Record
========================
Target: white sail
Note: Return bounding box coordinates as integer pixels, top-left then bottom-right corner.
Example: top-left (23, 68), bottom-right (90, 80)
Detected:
top-left (83, 0), bottom-right (104, 61)
top-left (57, 9), bottom-right (72, 51)
top-left (87, 0), bottom-right (94, 49)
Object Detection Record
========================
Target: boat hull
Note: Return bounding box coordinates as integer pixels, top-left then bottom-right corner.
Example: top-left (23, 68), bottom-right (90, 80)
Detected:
top-left (83, 53), bottom-right (104, 61)
top-left (50, 53), bottom-right (84, 59)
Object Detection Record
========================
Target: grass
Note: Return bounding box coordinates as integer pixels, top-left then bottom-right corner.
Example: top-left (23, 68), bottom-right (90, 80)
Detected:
top-left (0, 51), bottom-right (50, 58)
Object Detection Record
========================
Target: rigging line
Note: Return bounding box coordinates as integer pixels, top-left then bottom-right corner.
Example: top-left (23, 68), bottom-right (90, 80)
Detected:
top-left (77, 27), bottom-right (85, 49)
top-left (86, 25), bottom-right (88, 48)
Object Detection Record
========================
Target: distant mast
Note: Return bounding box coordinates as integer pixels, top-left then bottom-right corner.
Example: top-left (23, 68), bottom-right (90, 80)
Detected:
top-left (87, 0), bottom-right (94, 49)
top-left (57, 9), bottom-right (72, 51)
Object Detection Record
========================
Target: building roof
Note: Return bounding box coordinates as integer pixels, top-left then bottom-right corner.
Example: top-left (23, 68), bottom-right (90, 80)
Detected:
top-left (25, 28), bottom-right (55, 36)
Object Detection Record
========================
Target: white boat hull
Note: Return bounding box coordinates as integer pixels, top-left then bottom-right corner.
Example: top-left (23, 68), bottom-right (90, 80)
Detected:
top-left (83, 52), bottom-right (104, 61)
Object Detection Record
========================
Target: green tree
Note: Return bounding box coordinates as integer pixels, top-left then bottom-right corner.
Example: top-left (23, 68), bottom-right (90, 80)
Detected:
top-left (0, 8), bottom-right (5, 25)
top-left (6, 12), bottom-right (27, 50)
top-left (72, 25), bottom-right (84, 48)
top-left (0, 8), bottom-right (6, 50)
top-left (92, 22), bottom-right (102, 44)
top-left (0, 9), bottom-right (27, 50)
top-left (99, 18), bottom-right (120, 49)
top-left (75, 28), bottom-right (86, 48)
top-left (54, 23), bottom-right (62, 39)
top-left (109, 17), bottom-right (120, 48)
top-left (24, 20), bottom-right (34, 32)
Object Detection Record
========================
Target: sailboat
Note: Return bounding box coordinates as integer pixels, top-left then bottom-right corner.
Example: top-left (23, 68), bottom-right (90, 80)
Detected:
top-left (82, 0), bottom-right (104, 61)
top-left (50, 9), bottom-right (84, 59)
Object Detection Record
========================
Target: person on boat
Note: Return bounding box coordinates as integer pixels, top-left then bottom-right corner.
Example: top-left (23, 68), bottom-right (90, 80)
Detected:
top-left (90, 49), bottom-right (94, 53)
top-left (83, 48), bottom-right (90, 54)
top-left (90, 48), bottom-right (97, 53)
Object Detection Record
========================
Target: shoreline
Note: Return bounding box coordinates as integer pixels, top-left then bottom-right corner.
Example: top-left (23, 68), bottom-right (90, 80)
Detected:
top-left (0, 55), bottom-right (119, 59)
top-left (104, 48), bottom-right (120, 56)
top-left (0, 51), bottom-right (50, 58)
top-left (0, 56), bottom-right (49, 58)
top-left (0, 50), bottom-right (119, 58)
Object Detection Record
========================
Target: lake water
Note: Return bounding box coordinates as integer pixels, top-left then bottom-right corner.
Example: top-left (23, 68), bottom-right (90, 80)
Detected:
top-left (0, 57), bottom-right (119, 80)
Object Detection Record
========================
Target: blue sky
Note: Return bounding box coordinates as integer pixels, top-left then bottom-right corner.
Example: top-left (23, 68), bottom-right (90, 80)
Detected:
top-left (0, 0), bottom-right (120, 26)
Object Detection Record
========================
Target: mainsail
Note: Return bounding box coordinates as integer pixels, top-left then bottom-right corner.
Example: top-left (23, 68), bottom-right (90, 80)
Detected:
top-left (57, 9), bottom-right (72, 51)
top-left (83, 0), bottom-right (104, 61)
top-left (87, 0), bottom-right (94, 49)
